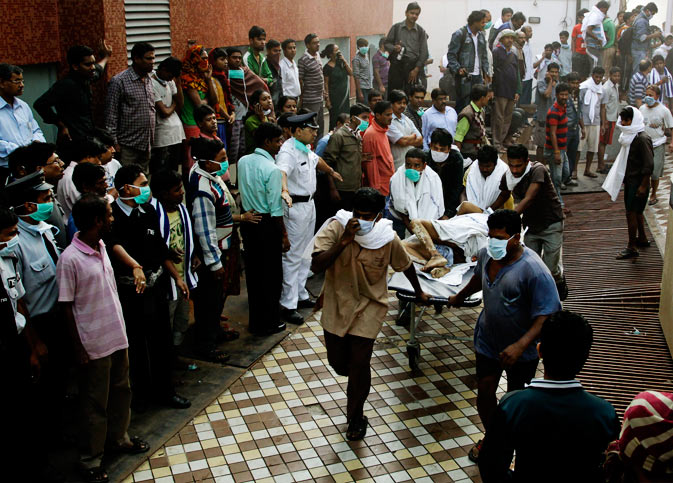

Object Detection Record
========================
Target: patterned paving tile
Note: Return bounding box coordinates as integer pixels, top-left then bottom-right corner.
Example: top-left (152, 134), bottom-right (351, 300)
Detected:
top-left (644, 150), bottom-right (673, 255)
top-left (127, 294), bottom-right (501, 482)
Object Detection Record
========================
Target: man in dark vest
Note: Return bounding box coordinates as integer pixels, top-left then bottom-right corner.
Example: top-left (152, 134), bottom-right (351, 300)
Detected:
top-left (454, 84), bottom-right (491, 161)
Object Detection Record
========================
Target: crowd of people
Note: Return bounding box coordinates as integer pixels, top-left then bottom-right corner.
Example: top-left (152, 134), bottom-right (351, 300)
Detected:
top-left (1, 1), bottom-right (672, 482)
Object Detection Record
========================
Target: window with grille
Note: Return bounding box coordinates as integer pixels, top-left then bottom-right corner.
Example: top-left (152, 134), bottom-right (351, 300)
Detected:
top-left (124, 0), bottom-right (171, 65)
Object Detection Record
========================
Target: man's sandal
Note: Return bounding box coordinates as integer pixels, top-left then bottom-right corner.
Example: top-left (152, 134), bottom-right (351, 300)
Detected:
top-left (81, 467), bottom-right (108, 483)
top-left (616, 248), bottom-right (639, 260)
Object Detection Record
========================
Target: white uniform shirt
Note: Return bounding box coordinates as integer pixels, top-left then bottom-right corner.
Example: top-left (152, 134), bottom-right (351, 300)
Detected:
top-left (275, 137), bottom-right (320, 196)
top-left (0, 254), bottom-right (26, 333)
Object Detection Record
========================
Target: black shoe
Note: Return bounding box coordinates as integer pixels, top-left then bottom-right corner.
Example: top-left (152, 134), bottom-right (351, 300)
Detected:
top-left (556, 276), bottom-right (569, 301)
top-left (346, 415), bottom-right (368, 441)
top-left (297, 297), bottom-right (316, 309)
top-left (163, 394), bottom-right (191, 409)
top-left (281, 309), bottom-right (305, 325)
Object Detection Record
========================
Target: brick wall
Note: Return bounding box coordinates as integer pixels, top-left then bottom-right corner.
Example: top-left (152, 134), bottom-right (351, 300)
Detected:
top-left (0, 0), bottom-right (61, 65)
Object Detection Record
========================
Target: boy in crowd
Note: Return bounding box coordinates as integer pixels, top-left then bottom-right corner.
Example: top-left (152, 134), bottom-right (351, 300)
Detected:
top-left (107, 164), bottom-right (190, 410)
top-left (151, 169), bottom-right (198, 356)
top-left (648, 54), bottom-right (673, 111)
top-left (243, 25), bottom-right (273, 86)
top-left (479, 311), bottom-right (619, 481)
top-left (404, 84), bottom-right (426, 133)
top-left (311, 188), bottom-right (429, 441)
top-left (579, 67), bottom-right (605, 178)
top-left (57, 139), bottom-right (108, 219)
top-left (544, 82), bottom-right (571, 210)
top-left (58, 194), bottom-right (150, 483)
top-left (67, 163), bottom-right (109, 242)
top-left (534, 62), bottom-right (559, 164)
top-left (150, 57), bottom-right (185, 174)
top-left (629, 59), bottom-right (652, 107)
top-left (353, 38), bottom-right (373, 103)
top-left (598, 67), bottom-right (622, 174)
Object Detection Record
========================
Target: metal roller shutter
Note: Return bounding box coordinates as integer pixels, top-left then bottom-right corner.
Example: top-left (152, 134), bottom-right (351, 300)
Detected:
top-left (124, 0), bottom-right (171, 65)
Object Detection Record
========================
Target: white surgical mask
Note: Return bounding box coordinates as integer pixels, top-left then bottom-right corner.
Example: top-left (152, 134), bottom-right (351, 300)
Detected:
top-left (431, 150), bottom-right (450, 163)
top-left (356, 219), bottom-right (376, 235)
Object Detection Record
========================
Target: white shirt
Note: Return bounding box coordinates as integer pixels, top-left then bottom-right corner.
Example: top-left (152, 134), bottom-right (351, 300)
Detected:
top-left (523, 41), bottom-right (534, 81)
top-left (640, 103), bottom-right (673, 147)
top-left (280, 57), bottom-right (301, 97)
top-left (151, 72), bottom-right (186, 148)
top-left (275, 137), bottom-right (319, 196)
top-left (421, 105), bottom-right (458, 150)
top-left (57, 161), bottom-right (80, 221)
top-left (469, 28), bottom-right (481, 75)
top-left (387, 113), bottom-right (421, 169)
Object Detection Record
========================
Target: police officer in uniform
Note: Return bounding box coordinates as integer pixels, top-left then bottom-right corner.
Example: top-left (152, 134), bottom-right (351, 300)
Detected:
top-left (276, 112), bottom-right (343, 324)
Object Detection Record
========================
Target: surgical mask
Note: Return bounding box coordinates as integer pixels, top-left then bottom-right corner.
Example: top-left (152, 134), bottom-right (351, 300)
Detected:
top-left (431, 150), bottom-right (449, 163)
top-left (228, 68), bottom-right (244, 80)
top-left (484, 21), bottom-right (493, 30)
top-left (644, 95), bottom-right (656, 106)
top-left (0, 235), bottom-right (19, 257)
top-left (356, 219), bottom-right (376, 235)
top-left (382, 51), bottom-right (389, 59)
top-left (263, 108), bottom-right (272, 116)
top-left (24, 202), bottom-right (54, 222)
top-left (294, 138), bottom-right (310, 153)
top-left (358, 119), bottom-right (369, 132)
top-left (487, 235), bottom-right (515, 260)
top-left (417, 108), bottom-right (424, 117)
top-left (212, 160), bottom-right (229, 177)
top-left (121, 185), bottom-right (151, 205)
top-left (561, 43), bottom-right (570, 49)
top-left (359, 46), bottom-right (369, 55)
top-left (405, 168), bottom-right (421, 182)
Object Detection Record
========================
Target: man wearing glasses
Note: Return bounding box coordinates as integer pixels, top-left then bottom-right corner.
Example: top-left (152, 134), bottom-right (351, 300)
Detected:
top-left (0, 63), bottom-right (45, 184)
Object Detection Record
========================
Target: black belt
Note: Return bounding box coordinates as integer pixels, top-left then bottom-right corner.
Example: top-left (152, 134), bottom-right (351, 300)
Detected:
top-left (290, 194), bottom-right (313, 203)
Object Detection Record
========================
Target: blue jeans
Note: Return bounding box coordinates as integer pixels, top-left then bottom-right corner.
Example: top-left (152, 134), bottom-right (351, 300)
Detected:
top-left (544, 148), bottom-right (569, 206)
top-left (632, 48), bottom-right (648, 73)
top-left (384, 196), bottom-right (407, 239)
top-left (566, 128), bottom-right (580, 182)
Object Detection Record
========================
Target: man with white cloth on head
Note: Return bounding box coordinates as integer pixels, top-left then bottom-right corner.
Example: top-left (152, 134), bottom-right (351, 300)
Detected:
top-left (458, 145), bottom-right (513, 215)
top-left (582, 1), bottom-right (609, 68)
top-left (602, 106), bottom-right (654, 260)
top-left (387, 148), bottom-right (444, 239)
top-left (275, 112), bottom-right (343, 326)
top-left (579, 67), bottom-right (605, 178)
top-left (310, 187), bottom-right (429, 442)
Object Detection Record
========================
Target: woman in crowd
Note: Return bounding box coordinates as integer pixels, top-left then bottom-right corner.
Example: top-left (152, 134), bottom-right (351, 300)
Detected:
top-left (322, 44), bottom-right (353, 130)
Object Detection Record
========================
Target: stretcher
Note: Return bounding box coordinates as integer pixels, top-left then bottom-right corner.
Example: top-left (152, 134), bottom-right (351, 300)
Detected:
top-left (388, 264), bottom-right (482, 370)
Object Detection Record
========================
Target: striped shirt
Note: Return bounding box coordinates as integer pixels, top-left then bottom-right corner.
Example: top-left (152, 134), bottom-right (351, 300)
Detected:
top-left (104, 67), bottom-right (156, 151)
top-left (352, 54), bottom-right (372, 90)
top-left (628, 71), bottom-right (649, 106)
top-left (545, 101), bottom-right (568, 150)
top-left (297, 51), bottom-right (324, 104)
top-left (56, 235), bottom-right (128, 360)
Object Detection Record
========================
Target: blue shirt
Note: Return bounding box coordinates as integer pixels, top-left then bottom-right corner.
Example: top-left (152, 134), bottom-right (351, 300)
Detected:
top-left (631, 12), bottom-right (651, 52)
top-left (566, 95), bottom-right (580, 130)
top-left (238, 148), bottom-right (284, 217)
top-left (15, 219), bottom-right (60, 317)
top-left (421, 105), bottom-right (457, 150)
top-left (315, 133), bottom-right (331, 157)
top-left (0, 96), bottom-right (45, 167)
top-left (473, 247), bottom-right (561, 361)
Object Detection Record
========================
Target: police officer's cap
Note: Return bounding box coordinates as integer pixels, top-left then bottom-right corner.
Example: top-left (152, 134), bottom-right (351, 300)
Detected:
top-left (4, 170), bottom-right (53, 195)
top-left (287, 112), bottom-right (319, 129)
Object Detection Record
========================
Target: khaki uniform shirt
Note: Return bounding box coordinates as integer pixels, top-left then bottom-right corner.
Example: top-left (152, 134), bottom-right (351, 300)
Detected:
top-left (314, 220), bottom-right (412, 339)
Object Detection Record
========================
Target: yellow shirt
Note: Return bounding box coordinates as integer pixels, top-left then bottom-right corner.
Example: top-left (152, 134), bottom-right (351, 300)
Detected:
top-left (314, 220), bottom-right (412, 339)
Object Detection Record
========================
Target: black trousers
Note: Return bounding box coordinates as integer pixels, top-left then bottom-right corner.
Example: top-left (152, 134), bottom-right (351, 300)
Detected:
top-left (387, 59), bottom-right (426, 96)
top-left (240, 215), bottom-right (282, 333)
top-left (324, 330), bottom-right (376, 422)
top-left (118, 282), bottom-right (173, 400)
top-left (192, 262), bottom-right (224, 354)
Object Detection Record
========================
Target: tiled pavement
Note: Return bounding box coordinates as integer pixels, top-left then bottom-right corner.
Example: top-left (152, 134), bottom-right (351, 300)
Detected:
top-left (125, 298), bottom-right (496, 483)
top-left (644, 152), bottom-right (673, 255)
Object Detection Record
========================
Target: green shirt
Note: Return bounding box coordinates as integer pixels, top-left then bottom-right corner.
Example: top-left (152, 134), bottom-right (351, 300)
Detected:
top-left (238, 148), bottom-right (284, 217)
top-left (454, 102), bottom-right (482, 143)
top-left (244, 51), bottom-right (273, 86)
top-left (603, 18), bottom-right (616, 48)
top-left (179, 90), bottom-right (206, 126)
top-left (244, 115), bottom-right (266, 154)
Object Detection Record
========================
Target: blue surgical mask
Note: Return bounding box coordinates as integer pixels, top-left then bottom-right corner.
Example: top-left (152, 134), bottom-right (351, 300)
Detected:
top-left (484, 21), bottom-right (493, 30)
top-left (382, 51), bottom-right (389, 59)
top-left (487, 235), bottom-right (515, 260)
top-left (121, 185), bottom-right (151, 205)
top-left (359, 46), bottom-right (369, 55)
top-left (0, 234), bottom-right (19, 257)
top-left (644, 95), bottom-right (656, 106)
top-left (294, 138), bottom-right (310, 153)
top-left (356, 219), bottom-right (376, 235)
top-left (228, 68), bottom-right (244, 80)
top-left (358, 119), bottom-right (369, 132)
top-left (24, 202), bottom-right (54, 222)
top-left (212, 160), bottom-right (229, 177)
top-left (405, 168), bottom-right (421, 182)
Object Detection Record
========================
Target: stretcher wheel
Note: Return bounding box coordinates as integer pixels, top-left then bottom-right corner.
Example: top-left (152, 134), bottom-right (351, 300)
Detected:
top-left (407, 344), bottom-right (420, 371)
